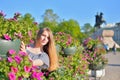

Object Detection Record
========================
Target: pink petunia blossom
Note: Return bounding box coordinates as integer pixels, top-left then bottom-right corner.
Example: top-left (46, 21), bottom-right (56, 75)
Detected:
top-left (31, 66), bottom-right (38, 71)
top-left (19, 51), bottom-right (27, 56)
top-left (29, 39), bottom-right (34, 43)
top-left (94, 53), bottom-right (96, 57)
top-left (37, 72), bottom-right (44, 77)
top-left (11, 66), bottom-right (18, 73)
top-left (17, 32), bottom-right (23, 39)
top-left (32, 72), bottom-right (37, 78)
top-left (8, 72), bottom-right (16, 80)
top-left (14, 32), bottom-right (23, 38)
top-left (45, 71), bottom-right (50, 76)
top-left (3, 34), bottom-right (11, 40)
top-left (0, 10), bottom-right (6, 17)
top-left (14, 55), bottom-right (22, 64)
top-left (33, 22), bottom-right (38, 25)
top-left (32, 71), bottom-right (43, 80)
top-left (7, 57), bottom-right (13, 63)
top-left (0, 56), bottom-right (2, 60)
top-left (18, 77), bottom-right (23, 80)
top-left (82, 57), bottom-right (86, 61)
top-left (8, 49), bottom-right (16, 55)
top-left (24, 66), bottom-right (31, 73)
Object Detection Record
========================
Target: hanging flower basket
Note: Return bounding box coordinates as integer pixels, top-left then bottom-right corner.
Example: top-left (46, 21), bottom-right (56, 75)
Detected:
top-left (56, 44), bottom-right (61, 53)
top-left (88, 68), bottom-right (105, 77)
top-left (89, 64), bottom-right (105, 70)
top-left (0, 39), bottom-right (21, 57)
top-left (63, 46), bottom-right (76, 56)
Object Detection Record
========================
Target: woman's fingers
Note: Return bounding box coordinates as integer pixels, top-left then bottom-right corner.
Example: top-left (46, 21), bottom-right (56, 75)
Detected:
top-left (20, 41), bottom-right (26, 52)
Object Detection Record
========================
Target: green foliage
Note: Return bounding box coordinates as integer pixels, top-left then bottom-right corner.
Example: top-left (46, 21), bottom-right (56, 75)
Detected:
top-left (83, 38), bottom-right (108, 70)
top-left (0, 12), bottom-right (39, 44)
top-left (40, 9), bottom-right (84, 42)
top-left (82, 23), bottom-right (95, 38)
top-left (0, 50), bottom-right (44, 79)
top-left (42, 9), bottom-right (59, 23)
top-left (44, 45), bottom-right (89, 80)
top-left (39, 21), bottom-right (58, 33)
top-left (0, 50), bottom-right (31, 79)
top-left (54, 32), bottom-right (77, 48)
top-left (58, 19), bottom-right (82, 39)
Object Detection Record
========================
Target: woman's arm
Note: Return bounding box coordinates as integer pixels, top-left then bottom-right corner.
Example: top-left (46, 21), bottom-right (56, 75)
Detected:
top-left (20, 41), bottom-right (47, 67)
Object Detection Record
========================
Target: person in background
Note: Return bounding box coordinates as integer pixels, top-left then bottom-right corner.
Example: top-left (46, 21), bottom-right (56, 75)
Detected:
top-left (20, 27), bottom-right (58, 72)
top-left (112, 44), bottom-right (116, 55)
top-left (104, 44), bottom-right (109, 52)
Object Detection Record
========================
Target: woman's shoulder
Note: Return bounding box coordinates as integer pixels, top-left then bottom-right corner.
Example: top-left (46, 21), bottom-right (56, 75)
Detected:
top-left (41, 52), bottom-right (48, 57)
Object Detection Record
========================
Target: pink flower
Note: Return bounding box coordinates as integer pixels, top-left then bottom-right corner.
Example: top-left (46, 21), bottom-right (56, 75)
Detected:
top-left (19, 51), bottom-right (27, 56)
top-left (3, 34), bottom-right (11, 40)
top-left (14, 55), bottom-right (22, 63)
top-left (94, 53), bottom-right (96, 57)
top-left (14, 32), bottom-right (23, 38)
top-left (90, 58), bottom-right (93, 61)
top-left (32, 72), bottom-right (37, 78)
top-left (45, 71), bottom-right (50, 76)
top-left (0, 10), bottom-right (6, 17)
top-left (32, 71), bottom-right (43, 80)
top-left (0, 57), bottom-right (2, 60)
top-left (8, 49), bottom-right (16, 55)
top-left (18, 32), bottom-right (23, 39)
top-left (11, 66), bottom-right (18, 73)
top-left (31, 66), bottom-right (38, 71)
top-left (7, 57), bottom-right (13, 63)
top-left (37, 72), bottom-right (44, 77)
top-left (8, 72), bottom-right (16, 80)
top-left (24, 66), bottom-right (31, 73)
top-left (8, 18), bottom-right (17, 21)
top-left (33, 22), bottom-right (38, 25)
top-left (30, 39), bottom-right (34, 43)
top-left (82, 57), bottom-right (86, 60)
top-left (18, 77), bottom-right (23, 80)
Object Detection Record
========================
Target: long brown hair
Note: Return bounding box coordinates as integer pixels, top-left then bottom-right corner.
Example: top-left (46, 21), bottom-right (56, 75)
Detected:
top-left (36, 27), bottom-right (58, 71)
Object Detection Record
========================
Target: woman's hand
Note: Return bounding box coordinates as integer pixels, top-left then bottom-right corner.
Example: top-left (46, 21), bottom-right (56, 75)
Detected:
top-left (32, 59), bottom-right (43, 66)
top-left (20, 41), bottom-right (26, 53)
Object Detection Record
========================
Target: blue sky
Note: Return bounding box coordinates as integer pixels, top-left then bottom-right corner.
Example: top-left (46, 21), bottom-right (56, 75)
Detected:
top-left (0, 0), bottom-right (120, 26)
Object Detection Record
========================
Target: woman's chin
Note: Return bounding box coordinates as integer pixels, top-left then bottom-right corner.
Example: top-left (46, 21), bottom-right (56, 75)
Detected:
top-left (41, 43), bottom-right (47, 46)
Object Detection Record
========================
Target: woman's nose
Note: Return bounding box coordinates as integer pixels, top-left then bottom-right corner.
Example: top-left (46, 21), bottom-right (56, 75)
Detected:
top-left (44, 37), bottom-right (48, 41)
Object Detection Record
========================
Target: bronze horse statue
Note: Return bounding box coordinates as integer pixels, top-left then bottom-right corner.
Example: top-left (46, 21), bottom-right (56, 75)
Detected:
top-left (94, 12), bottom-right (106, 29)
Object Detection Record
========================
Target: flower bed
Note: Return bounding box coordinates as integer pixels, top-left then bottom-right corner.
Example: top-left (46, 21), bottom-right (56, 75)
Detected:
top-left (0, 49), bottom-right (44, 80)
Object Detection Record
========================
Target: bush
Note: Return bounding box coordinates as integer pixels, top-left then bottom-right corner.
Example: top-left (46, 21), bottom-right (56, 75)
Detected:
top-left (0, 11), bottom-right (39, 44)
top-left (83, 37), bottom-right (108, 70)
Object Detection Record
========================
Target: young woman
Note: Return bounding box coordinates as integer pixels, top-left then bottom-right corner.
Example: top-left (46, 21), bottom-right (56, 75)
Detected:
top-left (20, 27), bottom-right (58, 71)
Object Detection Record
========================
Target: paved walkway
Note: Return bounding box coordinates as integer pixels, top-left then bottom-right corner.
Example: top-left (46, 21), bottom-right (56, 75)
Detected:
top-left (89, 51), bottom-right (120, 80)
top-left (101, 51), bottom-right (120, 80)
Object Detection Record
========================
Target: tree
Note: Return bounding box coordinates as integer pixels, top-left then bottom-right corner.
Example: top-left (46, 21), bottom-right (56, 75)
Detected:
top-left (42, 9), bottom-right (59, 23)
top-left (39, 9), bottom-right (59, 33)
top-left (58, 19), bottom-right (83, 39)
top-left (82, 23), bottom-right (94, 38)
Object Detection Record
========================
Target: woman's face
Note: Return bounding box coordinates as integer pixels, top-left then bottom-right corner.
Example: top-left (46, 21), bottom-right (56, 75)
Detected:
top-left (40, 30), bottom-right (49, 46)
